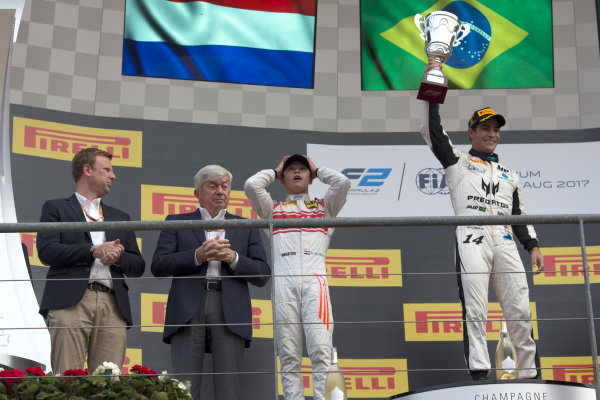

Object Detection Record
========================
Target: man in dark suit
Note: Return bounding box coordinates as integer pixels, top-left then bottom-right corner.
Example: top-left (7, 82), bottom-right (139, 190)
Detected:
top-left (151, 164), bottom-right (270, 400)
top-left (37, 148), bottom-right (145, 374)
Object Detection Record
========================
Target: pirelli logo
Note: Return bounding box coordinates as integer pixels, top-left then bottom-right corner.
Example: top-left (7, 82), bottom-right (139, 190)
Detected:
top-left (533, 246), bottom-right (600, 285)
top-left (21, 233), bottom-right (42, 267)
top-left (21, 234), bottom-right (141, 268)
top-left (140, 293), bottom-right (271, 337)
top-left (478, 108), bottom-right (495, 117)
top-left (140, 293), bottom-right (168, 333)
top-left (540, 357), bottom-right (595, 385)
top-left (122, 348), bottom-right (142, 376)
top-left (326, 249), bottom-right (402, 287)
top-left (141, 184), bottom-right (258, 220)
top-left (251, 299), bottom-right (273, 338)
top-left (12, 117), bottom-right (142, 167)
top-left (82, 348), bottom-right (141, 375)
top-left (403, 303), bottom-right (539, 341)
top-left (277, 358), bottom-right (408, 398)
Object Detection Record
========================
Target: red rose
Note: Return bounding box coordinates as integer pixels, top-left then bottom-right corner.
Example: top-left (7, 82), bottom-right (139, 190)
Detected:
top-left (0, 369), bottom-right (25, 391)
top-left (130, 365), bottom-right (158, 380)
top-left (130, 365), bottom-right (142, 373)
top-left (25, 366), bottom-right (46, 376)
top-left (63, 368), bottom-right (88, 382)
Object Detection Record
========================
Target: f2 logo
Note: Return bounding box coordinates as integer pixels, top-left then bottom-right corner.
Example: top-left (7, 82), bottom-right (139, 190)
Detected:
top-left (342, 168), bottom-right (391, 187)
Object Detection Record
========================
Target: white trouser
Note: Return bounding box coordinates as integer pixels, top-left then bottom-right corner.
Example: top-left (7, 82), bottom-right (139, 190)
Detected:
top-left (275, 272), bottom-right (333, 400)
top-left (456, 225), bottom-right (537, 378)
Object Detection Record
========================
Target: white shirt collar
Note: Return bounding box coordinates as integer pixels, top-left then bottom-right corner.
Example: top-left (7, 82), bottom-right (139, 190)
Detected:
top-left (75, 192), bottom-right (101, 209)
top-left (199, 205), bottom-right (227, 221)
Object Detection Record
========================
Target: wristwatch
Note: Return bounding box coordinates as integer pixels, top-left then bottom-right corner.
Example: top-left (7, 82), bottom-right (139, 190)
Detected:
top-left (89, 245), bottom-right (95, 259)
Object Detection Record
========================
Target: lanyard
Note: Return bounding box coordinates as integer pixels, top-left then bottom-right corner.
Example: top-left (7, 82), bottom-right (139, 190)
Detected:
top-left (81, 204), bottom-right (104, 222)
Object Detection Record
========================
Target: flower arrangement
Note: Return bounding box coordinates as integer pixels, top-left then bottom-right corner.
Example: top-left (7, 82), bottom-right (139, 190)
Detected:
top-left (0, 363), bottom-right (192, 399)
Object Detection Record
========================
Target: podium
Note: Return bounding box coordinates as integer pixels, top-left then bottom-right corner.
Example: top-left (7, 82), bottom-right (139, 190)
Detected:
top-left (0, 4), bottom-right (52, 371)
top-left (386, 380), bottom-right (596, 399)
top-left (0, 353), bottom-right (46, 371)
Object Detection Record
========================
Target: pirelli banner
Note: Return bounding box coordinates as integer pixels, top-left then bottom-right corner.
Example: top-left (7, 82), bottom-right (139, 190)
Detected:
top-left (9, 103), bottom-right (600, 400)
top-left (12, 116), bottom-right (142, 167)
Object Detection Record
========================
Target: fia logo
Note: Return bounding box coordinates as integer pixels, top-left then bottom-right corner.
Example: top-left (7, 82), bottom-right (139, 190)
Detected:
top-left (416, 168), bottom-right (448, 195)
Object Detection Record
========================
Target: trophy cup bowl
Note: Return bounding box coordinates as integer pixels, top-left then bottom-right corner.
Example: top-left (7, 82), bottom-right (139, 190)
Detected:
top-left (414, 11), bottom-right (470, 103)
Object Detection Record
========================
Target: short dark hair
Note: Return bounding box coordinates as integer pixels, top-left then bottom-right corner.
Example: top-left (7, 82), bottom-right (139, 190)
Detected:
top-left (71, 148), bottom-right (112, 183)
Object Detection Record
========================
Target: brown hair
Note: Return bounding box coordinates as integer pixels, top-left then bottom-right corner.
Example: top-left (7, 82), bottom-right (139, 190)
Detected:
top-left (71, 148), bottom-right (112, 182)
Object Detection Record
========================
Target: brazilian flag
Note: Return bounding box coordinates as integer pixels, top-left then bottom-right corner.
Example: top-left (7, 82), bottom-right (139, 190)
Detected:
top-left (361, 0), bottom-right (553, 90)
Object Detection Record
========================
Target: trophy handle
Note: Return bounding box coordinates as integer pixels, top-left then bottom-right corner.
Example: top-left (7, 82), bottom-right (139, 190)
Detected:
top-left (453, 22), bottom-right (471, 46)
top-left (414, 14), bottom-right (426, 40)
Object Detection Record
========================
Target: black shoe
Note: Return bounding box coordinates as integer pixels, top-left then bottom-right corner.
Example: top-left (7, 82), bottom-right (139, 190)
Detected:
top-left (471, 370), bottom-right (488, 381)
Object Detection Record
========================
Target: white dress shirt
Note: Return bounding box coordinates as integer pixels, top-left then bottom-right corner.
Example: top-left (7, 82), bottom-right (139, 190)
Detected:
top-left (195, 206), bottom-right (238, 279)
top-left (75, 192), bottom-right (113, 289)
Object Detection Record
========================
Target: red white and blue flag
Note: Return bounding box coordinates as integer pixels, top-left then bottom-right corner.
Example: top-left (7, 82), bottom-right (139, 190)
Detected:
top-left (123, 0), bottom-right (316, 88)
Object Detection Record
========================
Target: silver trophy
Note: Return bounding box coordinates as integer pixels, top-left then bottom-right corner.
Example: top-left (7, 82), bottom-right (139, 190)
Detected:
top-left (414, 11), bottom-right (470, 103)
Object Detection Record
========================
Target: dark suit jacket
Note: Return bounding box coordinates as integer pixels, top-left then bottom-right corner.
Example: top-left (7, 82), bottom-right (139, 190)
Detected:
top-left (151, 210), bottom-right (270, 344)
top-left (37, 194), bottom-right (145, 325)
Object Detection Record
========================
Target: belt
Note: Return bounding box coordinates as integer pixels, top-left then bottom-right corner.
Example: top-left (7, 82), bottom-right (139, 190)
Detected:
top-left (205, 280), bottom-right (221, 291)
top-left (87, 282), bottom-right (113, 293)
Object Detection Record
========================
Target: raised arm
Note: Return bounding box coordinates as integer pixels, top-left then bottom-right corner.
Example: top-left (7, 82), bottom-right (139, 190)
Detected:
top-left (419, 59), bottom-right (461, 169)
top-left (318, 167), bottom-right (351, 218)
top-left (244, 169), bottom-right (276, 220)
top-left (420, 101), bottom-right (461, 169)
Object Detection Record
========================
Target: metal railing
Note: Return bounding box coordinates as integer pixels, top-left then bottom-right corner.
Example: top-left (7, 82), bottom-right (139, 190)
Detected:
top-left (1, 214), bottom-right (599, 399)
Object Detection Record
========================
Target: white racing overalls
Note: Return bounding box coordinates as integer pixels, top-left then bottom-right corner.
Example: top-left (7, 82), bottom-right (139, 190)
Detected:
top-left (420, 101), bottom-right (539, 378)
top-left (244, 168), bottom-right (350, 399)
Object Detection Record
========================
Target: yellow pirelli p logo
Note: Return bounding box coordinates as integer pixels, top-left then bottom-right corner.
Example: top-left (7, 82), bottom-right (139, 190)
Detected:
top-left (533, 246), bottom-right (600, 285)
top-left (82, 348), bottom-right (141, 375)
top-left (21, 233), bottom-right (42, 267)
top-left (326, 249), bottom-right (402, 287)
top-left (12, 117), bottom-right (142, 167)
top-left (121, 348), bottom-right (143, 376)
top-left (141, 185), bottom-right (259, 221)
top-left (277, 358), bottom-right (408, 398)
top-left (140, 293), bottom-right (168, 333)
top-left (251, 299), bottom-right (273, 339)
top-left (540, 356), bottom-right (595, 385)
top-left (403, 303), bottom-right (538, 341)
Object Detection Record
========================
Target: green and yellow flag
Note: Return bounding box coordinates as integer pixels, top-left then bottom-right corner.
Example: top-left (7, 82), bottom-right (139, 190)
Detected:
top-left (361, 0), bottom-right (553, 90)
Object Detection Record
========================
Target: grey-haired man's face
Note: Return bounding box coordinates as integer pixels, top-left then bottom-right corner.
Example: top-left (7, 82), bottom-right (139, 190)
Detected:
top-left (194, 175), bottom-right (231, 216)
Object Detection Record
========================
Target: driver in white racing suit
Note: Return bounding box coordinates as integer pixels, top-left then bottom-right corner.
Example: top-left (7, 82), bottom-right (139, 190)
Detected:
top-left (419, 60), bottom-right (545, 381)
top-left (244, 154), bottom-right (350, 400)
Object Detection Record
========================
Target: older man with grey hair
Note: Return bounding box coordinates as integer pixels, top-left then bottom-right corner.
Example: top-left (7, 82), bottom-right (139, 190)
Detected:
top-left (152, 164), bottom-right (271, 400)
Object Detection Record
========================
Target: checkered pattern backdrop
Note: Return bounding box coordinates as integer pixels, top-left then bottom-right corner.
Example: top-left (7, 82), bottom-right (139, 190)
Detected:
top-left (8, 0), bottom-right (600, 132)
